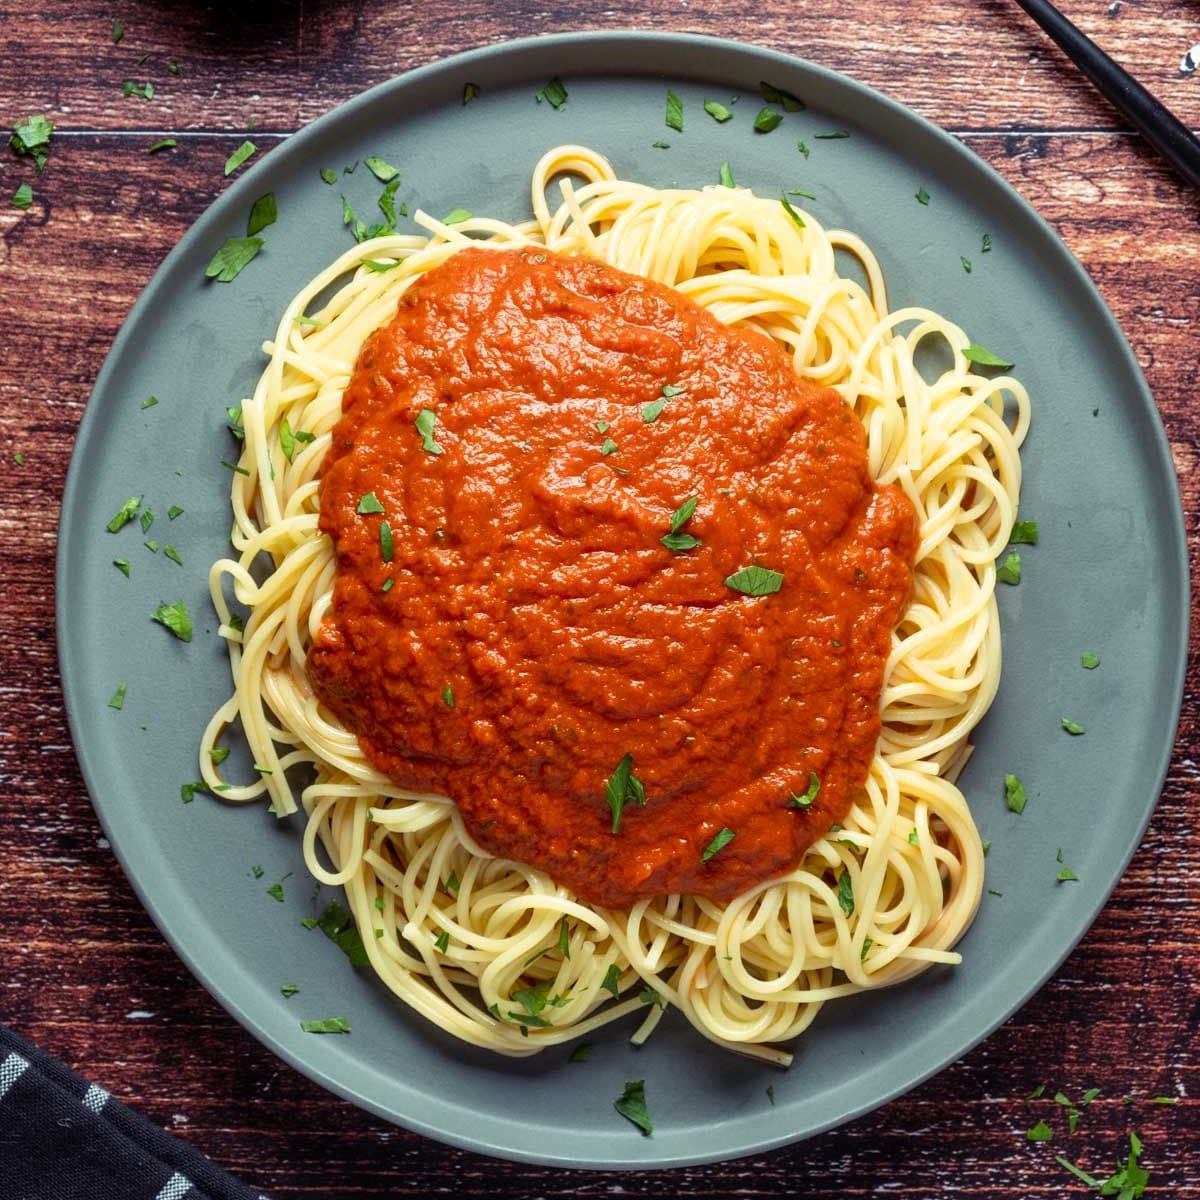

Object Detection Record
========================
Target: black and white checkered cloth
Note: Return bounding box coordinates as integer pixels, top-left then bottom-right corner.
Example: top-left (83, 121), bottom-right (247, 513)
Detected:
top-left (0, 1026), bottom-right (271, 1200)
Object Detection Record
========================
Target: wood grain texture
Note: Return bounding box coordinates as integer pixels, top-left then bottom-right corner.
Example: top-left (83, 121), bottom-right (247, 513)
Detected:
top-left (1, 0), bottom-right (1198, 1195)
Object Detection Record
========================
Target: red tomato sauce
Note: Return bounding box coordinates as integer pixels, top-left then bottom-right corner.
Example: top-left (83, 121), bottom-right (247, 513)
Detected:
top-left (306, 247), bottom-right (918, 908)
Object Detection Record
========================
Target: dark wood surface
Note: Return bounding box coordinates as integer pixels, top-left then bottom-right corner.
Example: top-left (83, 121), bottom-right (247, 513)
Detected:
top-left (2, 1), bottom-right (1197, 1194)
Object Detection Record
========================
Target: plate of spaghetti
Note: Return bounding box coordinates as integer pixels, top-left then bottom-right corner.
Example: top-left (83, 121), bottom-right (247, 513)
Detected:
top-left (57, 32), bottom-right (1187, 1168)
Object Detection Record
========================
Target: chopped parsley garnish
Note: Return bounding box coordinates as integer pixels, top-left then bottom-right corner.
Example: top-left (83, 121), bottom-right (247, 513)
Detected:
top-left (247, 192), bottom-right (277, 237)
top-left (140, 508), bottom-right (154, 534)
top-left (535, 77), bottom-right (568, 109)
top-left (319, 167), bottom-right (337, 185)
top-left (122, 80), bottom-right (154, 100)
top-left (661, 383), bottom-right (687, 398)
top-left (106, 495), bottom-right (142, 532)
top-left (701, 827), bottom-right (735, 861)
top-left (445, 870), bottom-right (460, 895)
top-left (112, 17), bottom-right (124, 43)
top-left (364, 156), bottom-right (398, 182)
top-left (724, 564), bottom-right (784, 596)
top-left (665, 89), bottom-right (684, 132)
top-left (381, 578), bottom-right (394, 593)
top-left (1010, 519), bottom-right (1039, 544)
top-left (144, 540), bottom-right (158, 554)
top-left (759, 81), bottom-right (804, 111)
top-left (1027, 1120), bottom-right (1054, 1141)
top-left (414, 408), bottom-right (444, 455)
top-left (1057, 865), bottom-right (1080, 882)
top-left (661, 496), bottom-right (701, 553)
top-left (982, 233), bottom-right (992, 253)
top-left (226, 405), bottom-right (244, 438)
top-left (814, 130), bottom-right (849, 139)
top-left (113, 558), bottom-right (130, 577)
top-left (788, 772), bottom-right (821, 807)
top-left (996, 552), bottom-right (1022, 585)
top-left (299, 1017), bottom-right (350, 1034)
top-left (164, 544), bottom-right (183, 566)
top-left (908, 827), bottom-right (920, 845)
top-left (11, 184), bottom-right (32, 210)
top-left (209, 746), bottom-right (230, 764)
top-left (463, 82), bottom-right (480, 104)
top-left (205, 237), bottom-right (264, 283)
top-left (569, 1043), bottom-right (592, 1062)
top-left (13, 451), bottom-right (25, 465)
top-left (224, 140), bottom-right (256, 176)
top-left (1082, 652), bottom-right (1101, 669)
top-left (148, 138), bottom-right (176, 153)
top-left (180, 781), bottom-right (206, 803)
top-left (638, 987), bottom-right (664, 1007)
top-left (108, 682), bottom-right (127, 710)
top-left (963, 343), bottom-right (1014, 369)
top-left (442, 207), bottom-right (471, 225)
top-left (280, 983), bottom-right (300, 998)
top-left (442, 685), bottom-right (455, 708)
top-left (753, 108), bottom-right (783, 133)
top-left (221, 459), bottom-right (249, 476)
top-left (141, 395), bottom-right (158, 410)
top-left (379, 520), bottom-right (394, 562)
top-left (704, 99), bottom-right (733, 123)
top-left (641, 398), bottom-right (666, 423)
top-left (652, 140), bottom-right (670, 149)
top-left (1004, 773), bottom-right (1028, 814)
top-left (266, 881), bottom-right (285, 902)
top-left (797, 139), bottom-right (810, 158)
top-left (600, 962), bottom-right (621, 997)
top-left (1062, 718), bottom-right (1085, 735)
top-left (1057, 1132), bottom-right (1149, 1198)
top-left (305, 900), bottom-right (369, 965)
top-left (766, 1084), bottom-right (776, 1105)
top-left (614, 1079), bottom-right (653, 1136)
top-left (718, 161), bottom-right (736, 189)
top-left (785, 187), bottom-right (816, 199)
top-left (378, 177), bottom-right (402, 226)
top-left (595, 420), bottom-right (609, 433)
top-left (961, 256), bottom-right (973, 274)
top-left (434, 930), bottom-right (450, 953)
top-left (600, 437), bottom-right (619, 456)
top-left (357, 492), bottom-right (385, 515)
top-left (151, 600), bottom-right (192, 642)
top-left (605, 752), bottom-right (646, 833)
top-left (836, 870), bottom-right (854, 916)
top-left (781, 195), bottom-right (805, 229)
top-left (10, 114), bottom-right (54, 171)
top-left (916, 186), bottom-right (930, 205)
top-left (557, 915), bottom-right (571, 958)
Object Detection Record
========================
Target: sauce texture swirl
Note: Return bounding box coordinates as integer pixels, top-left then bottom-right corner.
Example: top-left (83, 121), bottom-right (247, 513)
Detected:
top-left (306, 247), bottom-right (918, 908)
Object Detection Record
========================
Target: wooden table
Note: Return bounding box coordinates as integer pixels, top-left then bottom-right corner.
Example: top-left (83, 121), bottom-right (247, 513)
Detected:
top-left (2, 1), bottom-right (1196, 1194)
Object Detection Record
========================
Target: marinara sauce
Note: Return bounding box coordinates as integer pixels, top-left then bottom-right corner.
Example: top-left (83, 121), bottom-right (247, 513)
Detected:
top-left (306, 247), bottom-right (918, 909)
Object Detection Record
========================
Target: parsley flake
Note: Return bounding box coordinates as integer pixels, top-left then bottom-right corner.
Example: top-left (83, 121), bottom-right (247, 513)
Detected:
top-left (379, 520), bottom-right (394, 562)
top-left (963, 343), bottom-right (1014, 369)
top-left (280, 983), bottom-right (300, 998)
top-left (357, 492), bottom-right (385, 515)
top-left (814, 130), bottom-right (849, 139)
top-left (704, 99), bottom-right (733, 123)
top-left (163, 544), bottom-right (183, 566)
top-left (724, 564), bottom-right (783, 596)
top-left (10, 114), bottom-right (54, 171)
top-left (434, 930), bottom-right (450, 953)
top-left (718, 161), bottom-right (736, 188)
top-left (600, 963), bottom-right (621, 997)
top-left (557, 915), bottom-right (571, 959)
top-left (961, 255), bottom-right (973, 274)
top-left (1062, 718), bottom-right (1086, 735)
top-left (151, 600), bottom-right (192, 642)
top-left (11, 184), bottom-right (32, 210)
top-left (535, 78), bottom-right (568, 109)
top-left (1082, 652), bottom-right (1101, 669)
top-left (788, 772), bottom-right (821, 807)
top-left (299, 1017), bottom-right (351, 1034)
top-left (224, 140), bottom-right (256, 176)
top-left (247, 192), bottom-right (277, 237)
top-left (442, 685), bottom-right (455, 708)
top-left (605, 752), bottom-right (646, 833)
top-left (600, 437), bottom-right (619, 456)
top-left (661, 383), bottom-right (686, 398)
top-left (148, 138), bottom-right (176, 153)
top-left (641, 398), bottom-right (666, 423)
top-left (1005, 773), bottom-right (1028, 814)
top-left (319, 167), bottom-right (337, 185)
top-left (665, 90), bottom-right (684, 132)
top-left (113, 558), bottom-right (130, 577)
top-left (997, 552), bottom-right (1022, 585)
top-left (364, 156), bottom-right (399, 182)
top-left (106, 495), bottom-right (142, 533)
top-left (836, 870), bottom-right (855, 917)
top-left (108, 682), bottom-right (127, 710)
top-left (1027, 1120), bottom-right (1054, 1141)
top-left (415, 408), bottom-right (444, 455)
top-left (982, 233), bottom-right (992, 253)
top-left (781, 195), bottom-right (805, 229)
top-left (614, 1080), bottom-right (653, 1136)
top-left (569, 1042), bottom-right (592, 1062)
top-left (759, 81), bottom-right (804, 111)
top-left (205, 236), bottom-right (264, 283)
top-left (916, 186), bottom-right (930, 205)
top-left (701, 827), bottom-right (735, 861)
top-left (1010, 519), bottom-right (1039, 544)
top-left (462, 82), bottom-right (481, 104)
top-left (266, 881), bottom-right (285, 902)
top-left (753, 107), bottom-right (783, 133)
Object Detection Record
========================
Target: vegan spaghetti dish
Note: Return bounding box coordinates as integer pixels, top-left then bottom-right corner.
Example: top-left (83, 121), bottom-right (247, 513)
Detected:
top-left (202, 144), bottom-right (1030, 1063)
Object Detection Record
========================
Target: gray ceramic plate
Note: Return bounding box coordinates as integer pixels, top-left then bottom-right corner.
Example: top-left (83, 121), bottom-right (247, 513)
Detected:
top-left (57, 32), bottom-right (1188, 1169)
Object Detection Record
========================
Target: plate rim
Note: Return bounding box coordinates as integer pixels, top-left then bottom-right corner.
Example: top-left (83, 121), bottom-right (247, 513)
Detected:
top-left (55, 28), bottom-right (1190, 1169)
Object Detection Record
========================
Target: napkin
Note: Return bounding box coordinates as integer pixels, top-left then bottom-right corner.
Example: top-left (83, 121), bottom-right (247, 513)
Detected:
top-left (0, 1025), bottom-right (271, 1199)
